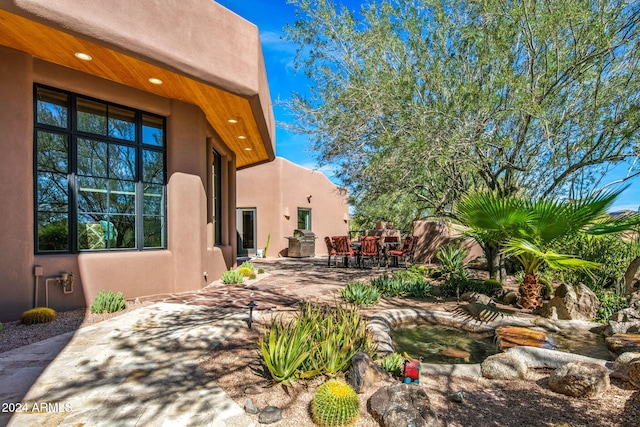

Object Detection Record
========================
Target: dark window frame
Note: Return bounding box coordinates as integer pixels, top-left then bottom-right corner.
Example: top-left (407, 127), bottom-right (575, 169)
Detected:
top-left (213, 149), bottom-right (223, 246)
top-left (33, 84), bottom-right (167, 254)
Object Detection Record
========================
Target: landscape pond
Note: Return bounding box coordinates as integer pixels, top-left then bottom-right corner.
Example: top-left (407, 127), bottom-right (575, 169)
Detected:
top-left (391, 323), bottom-right (614, 364)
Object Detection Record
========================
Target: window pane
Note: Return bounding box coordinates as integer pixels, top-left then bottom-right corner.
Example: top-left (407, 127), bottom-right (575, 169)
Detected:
top-left (77, 138), bottom-right (108, 177)
top-left (37, 132), bottom-right (68, 173)
top-left (109, 144), bottom-right (136, 180)
top-left (110, 215), bottom-right (136, 248)
top-left (143, 184), bottom-right (164, 215)
top-left (36, 88), bottom-right (68, 128)
top-left (109, 180), bottom-right (136, 214)
top-left (144, 216), bottom-right (164, 248)
top-left (37, 212), bottom-right (69, 251)
top-left (37, 172), bottom-right (68, 212)
top-left (142, 114), bottom-right (164, 146)
top-left (78, 214), bottom-right (108, 250)
top-left (77, 98), bottom-right (107, 135)
top-left (298, 209), bottom-right (311, 230)
top-left (108, 106), bottom-right (136, 141)
top-left (143, 149), bottom-right (164, 183)
top-left (77, 177), bottom-right (108, 213)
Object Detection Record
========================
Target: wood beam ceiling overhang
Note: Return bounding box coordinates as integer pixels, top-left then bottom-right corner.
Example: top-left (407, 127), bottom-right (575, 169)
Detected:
top-left (0, 9), bottom-right (273, 168)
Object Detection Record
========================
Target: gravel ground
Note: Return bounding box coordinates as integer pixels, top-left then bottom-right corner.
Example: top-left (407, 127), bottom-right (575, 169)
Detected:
top-left (0, 301), bottom-right (149, 354)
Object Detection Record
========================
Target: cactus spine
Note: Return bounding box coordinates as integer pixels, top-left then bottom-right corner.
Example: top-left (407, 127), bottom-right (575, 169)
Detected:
top-left (311, 379), bottom-right (359, 427)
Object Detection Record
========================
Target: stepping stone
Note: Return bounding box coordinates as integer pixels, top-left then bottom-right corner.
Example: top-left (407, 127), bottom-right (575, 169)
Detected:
top-left (606, 333), bottom-right (640, 355)
top-left (495, 326), bottom-right (554, 351)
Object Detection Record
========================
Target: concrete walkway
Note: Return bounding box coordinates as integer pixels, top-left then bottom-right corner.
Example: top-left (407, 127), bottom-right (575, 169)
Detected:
top-left (1, 303), bottom-right (257, 427)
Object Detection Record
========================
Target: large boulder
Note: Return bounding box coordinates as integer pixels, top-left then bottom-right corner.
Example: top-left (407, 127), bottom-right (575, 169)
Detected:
top-left (347, 352), bottom-right (391, 393)
top-left (481, 352), bottom-right (528, 380)
top-left (604, 291), bottom-right (640, 336)
top-left (548, 362), bottom-right (610, 398)
top-left (368, 383), bottom-right (441, 427)
top-left (611, 352), bottom-right (640, 382)
top-left (624, 256), bottom-right (640, 296)
top-left (537, 283), bottom-right (600, 321)
top-left (630, 361), bottom-right (640, 389)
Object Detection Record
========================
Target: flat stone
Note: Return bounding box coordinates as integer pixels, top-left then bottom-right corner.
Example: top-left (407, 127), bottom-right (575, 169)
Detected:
top-left (606, 333), bottom-right (640, 355)
top-left (368, 383), bottom-right (441, 427)
top-left (258, 405), bottom-right (282, 424)
top-left (244, 384), bottom-right (264, 395)
top-left (495, 325), bottom-right (553, 351)
top-left (244, 398), bottom-right (259, 414)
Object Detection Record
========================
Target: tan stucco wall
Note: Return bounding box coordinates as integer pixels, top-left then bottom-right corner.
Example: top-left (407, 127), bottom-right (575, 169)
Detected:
top-left (412, 220), bottom-right (483, 264)
top-left (237, 158), bottom-right (349, 257)
top-left (0, 47), bottom-right (237, 321)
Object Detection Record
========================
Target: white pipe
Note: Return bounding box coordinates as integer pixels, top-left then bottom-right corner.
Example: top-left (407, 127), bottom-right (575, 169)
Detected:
top-left (44, 278), bottom-right (58, 308)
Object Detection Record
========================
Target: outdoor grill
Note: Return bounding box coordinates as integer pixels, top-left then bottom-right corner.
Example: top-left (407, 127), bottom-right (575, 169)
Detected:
top-left (286, 229), bottom-right (316, 257)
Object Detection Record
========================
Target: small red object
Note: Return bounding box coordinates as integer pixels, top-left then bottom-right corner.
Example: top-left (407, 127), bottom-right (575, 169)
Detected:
top-left (402, 359), bottom-right (421, 381)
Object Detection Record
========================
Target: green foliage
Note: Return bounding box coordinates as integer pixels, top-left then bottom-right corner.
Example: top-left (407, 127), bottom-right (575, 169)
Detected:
top-left (439, 278), bottom-right (488, 298)
top-left (21, 307), bottom-right (56, 325)
top-left (408, 264), bottom-right (434, 277)
top-left (90, 290), bottom-right (126, 314)
top-left (284, 0), bottom-right (640, 226)
top-left (0, 321), bottom-right (3, 333)
top-left (552, 233), bottom-right (639, 292)
top-left (341, 282), bottom-right (381, 306)
top-left (240, 261), bottom-right (255, 272)
top-left (249, 273), bottom-right (257, 280)
top-left (238, 267), bottom-right (253, 277)
top-left (258, 302), bottom-right (375, 384)
top-left (380, 352), bottom-right (405, 377)
top-left (370, 272), bottom-right (432, 299)
top-left (481, 279), bottom-right (504, 297)
top-left (258, 268), bottom-right (265, 274)
top-left (221, 269), bottom-right (244, 284)
top-left (595, 289), bottom-right (629, 324)
top-left (311, 379), bottom-right (360, 427)
top-left (539, 277), bottom-right (554, 299)
top-left (436, 244), bottom-right (470, 285)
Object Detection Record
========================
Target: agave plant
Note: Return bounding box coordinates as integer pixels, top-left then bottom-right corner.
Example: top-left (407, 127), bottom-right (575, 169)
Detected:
top-left (456, 188), bottom-right (640, 309)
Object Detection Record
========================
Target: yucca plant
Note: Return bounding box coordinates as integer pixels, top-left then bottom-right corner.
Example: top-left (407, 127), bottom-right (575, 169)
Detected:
top-left (340, 282), bottom-right (380, 306)
top-left (258, 313), bottom-right (320, 384)
top-left (380, 352), bottom-right (405, 376)
top-left (370, 275), bottom-right (406, 297)
top-left (308, 303), bottom-right (375, 374)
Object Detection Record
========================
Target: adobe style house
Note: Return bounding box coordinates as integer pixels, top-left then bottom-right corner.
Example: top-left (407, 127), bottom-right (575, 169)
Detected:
top-left (0, 0), bottom-right (275, 321)
top-left (236, 157), bottom-right (349, 258)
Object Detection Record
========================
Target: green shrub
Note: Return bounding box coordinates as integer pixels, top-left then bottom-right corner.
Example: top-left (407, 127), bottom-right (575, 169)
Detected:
top-left (404, 279), bottom-right (432, 298)
top-left (90, 290), bottom-right (126, 314)
top-left (370, 275), bottom-right (406, 297)
top-left (437, 244), bottom-right (470, 283)
top-left (370, 273), bottom-right (432, 299)
top-left (596, 289), bottom-right (629, 323)
top-left (0, 321), bottom-right (3, 333)
top-left (221, 269), bottom-right (244, 284)
top-left (380, 352), bottom-right (404, 376)
top-left (240, 261), bottom-right (255, 272)
top-left (481, 279), bottom-right (504, 297)
top-left (341, 282), bottom-right (381, 306)
top-left (21, 307), bottom-right (56, 324)
top-left (258, 302), bottom-right (374, 383)
top-left (238, 267), bottom-right (253, 277)
top-left (258, 268), bottom-right (265, 274)
top-left (249, 273), bottom-right (257, 280)
top-left (311, 379), bottom-right (360, 427)
top-left (408, 264), bottom-right (434, 277)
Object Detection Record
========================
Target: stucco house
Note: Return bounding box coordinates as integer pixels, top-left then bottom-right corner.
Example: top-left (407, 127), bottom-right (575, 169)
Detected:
top-left (0, 0), bottom-right (275, 321)
top-left (236, 157), bottom-right (349, 258)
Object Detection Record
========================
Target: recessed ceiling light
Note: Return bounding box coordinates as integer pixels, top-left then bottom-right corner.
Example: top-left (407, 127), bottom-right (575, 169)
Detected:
top-left (227, 119), bottom-right (238, 124)
top-left (74, 52), bottom-right (92, 61)
top-left (238, 135), bottom-right (247, 139)
top-left (148, 78), bottom-right (163, 85)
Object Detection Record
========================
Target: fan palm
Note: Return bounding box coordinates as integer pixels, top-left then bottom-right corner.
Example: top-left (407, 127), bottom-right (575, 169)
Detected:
top-left (456, 188), bottom-right (640, 309)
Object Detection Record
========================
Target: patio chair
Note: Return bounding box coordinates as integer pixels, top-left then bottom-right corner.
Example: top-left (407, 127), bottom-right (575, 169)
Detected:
top-left (324, 236), bottom-right (337, 267)
top-left (333, 235), bottom-right (358, 267)
top-left (388, 235), bottom-right (417, 267)
top-left (359, 236), bottom-right (381, 268)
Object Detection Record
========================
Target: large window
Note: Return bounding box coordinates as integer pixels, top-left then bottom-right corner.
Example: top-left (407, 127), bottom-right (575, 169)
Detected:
top-left (34, 85), bottom-right (166, 253)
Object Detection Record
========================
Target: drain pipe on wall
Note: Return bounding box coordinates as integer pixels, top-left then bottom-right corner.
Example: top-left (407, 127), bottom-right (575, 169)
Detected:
top-left (34, 265), bottom-right (43, 308)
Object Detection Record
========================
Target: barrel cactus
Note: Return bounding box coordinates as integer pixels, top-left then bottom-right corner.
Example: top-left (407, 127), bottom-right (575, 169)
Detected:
top-left (311, 379), bottom-right (359, 427)
top-left (21, 307), bottom-right (56, 325)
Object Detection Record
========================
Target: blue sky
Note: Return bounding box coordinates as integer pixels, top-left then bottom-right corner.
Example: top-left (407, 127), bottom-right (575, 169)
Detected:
top-left (216, 0), bottom-right (639, 212)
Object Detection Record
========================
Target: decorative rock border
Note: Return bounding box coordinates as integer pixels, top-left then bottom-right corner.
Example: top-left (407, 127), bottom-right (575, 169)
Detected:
top-left (367, 308), bottom-right (612, 378)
